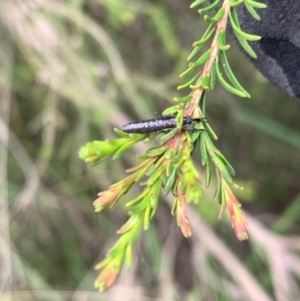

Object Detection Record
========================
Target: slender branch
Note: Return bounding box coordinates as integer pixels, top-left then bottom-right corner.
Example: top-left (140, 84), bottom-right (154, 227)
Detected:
top-left (185, 0), bottom-right (231, 116)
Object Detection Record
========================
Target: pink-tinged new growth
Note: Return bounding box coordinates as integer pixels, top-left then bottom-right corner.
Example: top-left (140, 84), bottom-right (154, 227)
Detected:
top-left (174, 183), bottom-right (193, 238)
top-left (221, 181), bottom-right (249, 241)
top-left (176, 198), bottom-right (193, 238)
top-left (94, 255), bottom-right (124, 292)
top-left (93, 173), bottom-right (138, 212)
top-left (95, 265), bottom-right (118, 292)
top-left (93, 189), bottom-right (122, 212)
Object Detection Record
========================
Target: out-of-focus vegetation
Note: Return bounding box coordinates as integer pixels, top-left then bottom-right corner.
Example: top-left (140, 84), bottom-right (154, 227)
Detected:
top-left (1, 0), bottom-right (300, 300)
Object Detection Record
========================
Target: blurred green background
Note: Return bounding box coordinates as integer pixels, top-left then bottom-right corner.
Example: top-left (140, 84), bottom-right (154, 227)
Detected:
top-left (1, 1), bottom-right (300, 300)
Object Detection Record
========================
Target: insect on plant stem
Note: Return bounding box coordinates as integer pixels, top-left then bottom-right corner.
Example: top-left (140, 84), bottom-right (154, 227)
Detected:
top-left (121, 115), bottom-right (206, 133)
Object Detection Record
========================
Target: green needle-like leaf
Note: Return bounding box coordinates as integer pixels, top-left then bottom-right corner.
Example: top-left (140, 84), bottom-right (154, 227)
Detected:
top-left (166, 160), bottom-right (175, 177)
top-left (189, 49), bottom-right (211, 69)
top-left (200, 92), bottom-right (206, 116)
top-left (162, 105), bottom-right (179, 116)
top-left (160, 128), bottom-right (178, 144)
top-left (191, 128), bottom-right (201, 143)
top-left (173, 95), bottom-right (193, 102)
top-left (175, 110), bottom-right (184, 126)
top-left (125, 189), bottom-right (150, 207)
top-left (236, 33), bottom-right (257, 58)
top-left (213, 168), bottom-right (221, 200)
top-left (210, 62), bottom-right (217, 90)
top-left (112, 140), bottom-right (138, 160)
top-left (143, 205), bottom-right (151, 230)
top-left (180, 65), bottom-right (197, 79)
top-left (216, 58), bottom-right (249, 97)
top-left (146, 165), bottom-right (165, 186)
top-left (177, 74), bottom-right (199, 90)
top-left (188, 45), bottom-right (203, 61)
top-left (149, 179), bottom-right (162, 208)
top-left (244, 3), bottom-right (261, 20)
top-left (229, 0), bottom-right (244, 8)
top-left (125, 244), bottom-right (133, 268)
top-left (217, 30), bottom-right (225, 46)
top-left (199, 0), bottom-right (220, 14)
top-left (204, 7), bottom-right (225, 23)
top-left (164, 149), bottom-right (175, 160)
top-left (164, 167), bottom-right (178, 195)
top-left (245, 0), bottom-right (267, 9)
top-left (213, 150), bottom-right (236, 176)
top-left (219, 177), bottom-right (227, 204)
top-left (204, 121), bottom-right (218, 140)
top-left (200, 75), bottom-right (210, 90)
top-left (190, 0), bottom-right (208, 8)
top-left (190, 75), bottom-right (208, 90)
top-left (211, 155), bottom-right (233, 183)
top-left (205, 155), bottom-right (212, 187)
top-left (146, 146), bottom-right (166, 157)
top-left (217, 31), bottom-right (230, 51)
top-left (230, 10), bottom-right (261, 41)
top-left (193, 23), bottom-right (215, 46)
top-left (220, 51), bottom-right (250, 97)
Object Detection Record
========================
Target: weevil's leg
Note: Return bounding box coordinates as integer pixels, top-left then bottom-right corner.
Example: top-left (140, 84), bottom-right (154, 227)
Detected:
top-left (182, 124), bottom-right (194, 131)
top-left (183, 124), bottom-right (207, 132)
top-left (192, 118), bottom-right (202, 122)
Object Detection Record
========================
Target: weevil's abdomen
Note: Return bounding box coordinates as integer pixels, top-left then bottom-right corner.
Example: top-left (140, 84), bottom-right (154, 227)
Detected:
top-left (121, 115), bottom-right (197, 133)
top-left (122, 117), bottom-right (177, 133)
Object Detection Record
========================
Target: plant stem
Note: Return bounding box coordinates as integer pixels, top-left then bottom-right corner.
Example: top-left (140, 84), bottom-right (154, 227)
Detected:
top-left (185, 0), bottom-right (231, 116)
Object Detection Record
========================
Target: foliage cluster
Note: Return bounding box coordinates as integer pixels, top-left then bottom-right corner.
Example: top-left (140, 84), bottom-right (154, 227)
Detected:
top-left (79, 0), bottom-right (266, 292)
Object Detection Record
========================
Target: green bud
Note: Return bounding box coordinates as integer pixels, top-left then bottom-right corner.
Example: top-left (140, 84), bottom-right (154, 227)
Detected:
top-left (79, 138), bottom-right (130, 164)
